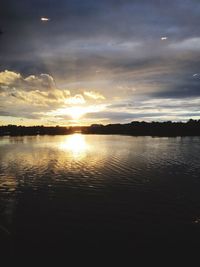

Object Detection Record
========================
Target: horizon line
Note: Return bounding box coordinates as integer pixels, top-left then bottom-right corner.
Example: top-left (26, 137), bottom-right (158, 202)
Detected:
top-left (0, 118), bottom-right (199, 128)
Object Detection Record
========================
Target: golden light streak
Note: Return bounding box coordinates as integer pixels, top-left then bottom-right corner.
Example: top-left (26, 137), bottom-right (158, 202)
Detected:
top-left (59, 134), bottom-right (89, 158)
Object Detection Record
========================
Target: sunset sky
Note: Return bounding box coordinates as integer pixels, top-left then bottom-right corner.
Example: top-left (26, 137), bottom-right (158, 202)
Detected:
top-left (0, 0), bottom-right (200, 126)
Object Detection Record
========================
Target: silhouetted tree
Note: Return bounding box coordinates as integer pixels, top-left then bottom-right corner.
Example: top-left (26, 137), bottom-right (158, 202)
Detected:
top-left (0, 120), bottom-right (200, 136)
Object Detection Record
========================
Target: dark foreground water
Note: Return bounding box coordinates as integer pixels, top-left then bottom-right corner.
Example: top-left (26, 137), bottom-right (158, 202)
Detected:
top-left (0, 134), bottom-right (200, 261)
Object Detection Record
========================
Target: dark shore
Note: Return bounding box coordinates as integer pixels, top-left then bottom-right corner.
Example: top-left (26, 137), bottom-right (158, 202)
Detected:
top-left (0, 119), bottom-right (200, 137)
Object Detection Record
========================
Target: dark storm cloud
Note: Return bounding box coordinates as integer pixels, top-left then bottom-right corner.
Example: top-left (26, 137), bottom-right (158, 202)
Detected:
top-left (153, 85), bottom-right (200, 99)
top-left (152, 77), bottom-right (200, 98)
top-left (1, 0), bottom-right (200, 66)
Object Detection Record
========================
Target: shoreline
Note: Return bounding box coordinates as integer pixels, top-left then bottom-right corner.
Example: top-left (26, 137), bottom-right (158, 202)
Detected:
top-left (0, 120), bottom-right (200, 137)
top-left (0, 133), bottom-right (200, 137)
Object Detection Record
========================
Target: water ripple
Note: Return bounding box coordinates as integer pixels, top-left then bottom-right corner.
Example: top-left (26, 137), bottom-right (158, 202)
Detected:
top-left (0, 135), bottom-right (200, 244)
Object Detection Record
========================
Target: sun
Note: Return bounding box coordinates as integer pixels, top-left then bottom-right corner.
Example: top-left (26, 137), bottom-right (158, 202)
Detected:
top-left (47, 104), bottom-right (104, 123)
top-left (68, 106), bottom-right (86, 120)
top-left (47, 106), bottom-right (88, 121)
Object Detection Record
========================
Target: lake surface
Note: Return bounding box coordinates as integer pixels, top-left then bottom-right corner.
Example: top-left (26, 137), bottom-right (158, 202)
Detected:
top-left (0, 134), bottom-right (200, 258)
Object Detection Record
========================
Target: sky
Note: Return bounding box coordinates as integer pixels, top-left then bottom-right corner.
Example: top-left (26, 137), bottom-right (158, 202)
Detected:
top-left (0, 0), bottom-right (200, 126)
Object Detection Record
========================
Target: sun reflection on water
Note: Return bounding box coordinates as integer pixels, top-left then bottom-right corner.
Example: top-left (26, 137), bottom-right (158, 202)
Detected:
top-left (59, 134), bottom-right (90, 158)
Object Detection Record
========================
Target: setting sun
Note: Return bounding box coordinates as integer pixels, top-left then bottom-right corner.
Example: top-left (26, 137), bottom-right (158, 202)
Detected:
top-left (47, 104), bottom-right (104, 124)
top-left (1, 0), bottom-right (200, 258)
top-left (68, 106), bottom-right (86, 120)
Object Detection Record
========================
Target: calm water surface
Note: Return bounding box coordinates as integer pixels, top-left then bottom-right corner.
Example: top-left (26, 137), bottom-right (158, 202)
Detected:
top-left (0, 134), bottom-right (200, 256)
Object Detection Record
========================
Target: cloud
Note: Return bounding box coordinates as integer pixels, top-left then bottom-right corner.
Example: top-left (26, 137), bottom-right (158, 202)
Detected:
top-left (65, 94), bottom-right (86, 105)
top-left (84, 111), bottom-right (168, 122)
top-left (1, 0), bottom-right (200, 124)
top-left (152, 80), bottom-right (200, 98)
top-left (0, 71), bottom-right (71, 121)
top-left (0, 68), bottom-right (199, 124)
top-left (0, 70), bottom-right (56, 92)
top-left (0, 70), bottom-right (108, 123)
top-left (0, 110), bottom-right (12, 117)
top-left (0, 70), bottom-right (21, 86)
top-left (170, 37), bottom-right (200, 51)
top-left (84, 91), bottom-right (105, 100)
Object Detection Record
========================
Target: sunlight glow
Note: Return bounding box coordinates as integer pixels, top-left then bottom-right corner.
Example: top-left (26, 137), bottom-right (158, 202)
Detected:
top-left (68, 106), bottom-right (87, 120)
top-left (59, 134), bottom-right (89, 158)
top-left (65, 95), bottom-right (85, 105)
top-left (46, 104), bottom-right (106, 124)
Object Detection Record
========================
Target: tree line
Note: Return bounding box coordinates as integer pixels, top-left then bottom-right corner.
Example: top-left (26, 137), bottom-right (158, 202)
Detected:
top-left (0, 119), bottom-right (200, 137)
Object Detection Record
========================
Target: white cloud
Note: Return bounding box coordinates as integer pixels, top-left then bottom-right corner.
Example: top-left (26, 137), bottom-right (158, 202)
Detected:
top-left (0, 70), bottom-right (21, 86)
top-left (0, 70), bottom-right (56, 92)
top-left (65, 94), bottom-right (86, 105)
top-left (0, 70), bottom-right (108, 123)
top-left (84, 91), bottom-right (105, 100)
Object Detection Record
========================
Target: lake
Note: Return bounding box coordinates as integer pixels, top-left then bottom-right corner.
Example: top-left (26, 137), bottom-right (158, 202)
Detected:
top-left (0, 134), bottom-right (200, 259)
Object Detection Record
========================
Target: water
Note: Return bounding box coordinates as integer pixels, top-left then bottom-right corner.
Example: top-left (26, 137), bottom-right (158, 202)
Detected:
top-left (0, 134), bottom-right (200, 258)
